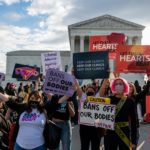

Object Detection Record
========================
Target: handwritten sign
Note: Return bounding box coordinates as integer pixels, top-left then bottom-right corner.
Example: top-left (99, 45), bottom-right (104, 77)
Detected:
top-left (41, 51), bottom-right (62, 75)
top-left (43, 68), bottom-right (75, 96)
top-left (12, 64), bottom-right (40, 81)
top-left (79, 102), bottom-right (116, 130)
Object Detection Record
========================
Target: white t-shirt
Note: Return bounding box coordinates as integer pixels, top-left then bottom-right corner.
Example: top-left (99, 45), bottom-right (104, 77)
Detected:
top-left (16, 109), bottom-right (46, 149)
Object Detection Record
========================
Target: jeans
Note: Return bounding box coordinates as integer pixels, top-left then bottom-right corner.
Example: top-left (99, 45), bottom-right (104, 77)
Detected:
top-left (14, 142), bottom-right (46, 150)
top-left (55, 120), bottom-right (72, 150)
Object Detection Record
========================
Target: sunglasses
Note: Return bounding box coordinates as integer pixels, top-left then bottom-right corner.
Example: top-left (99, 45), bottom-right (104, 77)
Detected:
top-left (29, 100), bottom-right (39, 105)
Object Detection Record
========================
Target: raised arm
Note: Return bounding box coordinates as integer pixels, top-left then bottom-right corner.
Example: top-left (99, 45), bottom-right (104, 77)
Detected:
top-left (74, 79), bottom-right (83, 99)
top-left (99, 79), bottom-right (110, 97)
top-left (0, 93), bottom-right (10, 102)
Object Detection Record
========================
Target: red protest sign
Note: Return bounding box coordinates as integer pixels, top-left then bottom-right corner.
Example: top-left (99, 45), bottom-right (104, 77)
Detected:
top-left (89, 33), bottom-right (125, 59)
top-left (146, 96), bottom-right (150, 114)
top-left (116, 45), bottom-right (150, 73)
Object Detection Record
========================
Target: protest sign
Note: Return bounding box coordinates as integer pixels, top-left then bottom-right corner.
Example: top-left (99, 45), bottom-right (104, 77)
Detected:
top-left (79, 101), bottom-right (116, 130)
top-left (116, 45), bottom-right (150, 73)
top-left (12, 64), bottom-right (40, 81)
top-left (73, 51), bottom-right (109, 79)
top-left (43, 68), bottom-right (75, 96)
top-left (41, 51), bottom-right (62, 75)
top-left (89, 33), bottom-right (125, 59)
top-left (146, 96), bottom-right (150, 114)
top-left (0, 73), bottom-right (5, 81)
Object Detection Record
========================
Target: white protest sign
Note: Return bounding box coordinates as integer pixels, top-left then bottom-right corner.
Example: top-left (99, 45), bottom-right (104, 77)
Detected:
top-left (41, 51), bottom-right (62, 75)
top-left (79, 102), bottom-right (116, 130)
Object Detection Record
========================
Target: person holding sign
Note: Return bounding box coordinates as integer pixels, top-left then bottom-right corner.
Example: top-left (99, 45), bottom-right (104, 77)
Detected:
top-left (0, 91), bottom-right (47, 150)
top-left (75, 80), bottom-right (104, 150)
top-left (45, 93), bottom-right (75, 150)
top-left (101, 77), bottom-right (138, 150)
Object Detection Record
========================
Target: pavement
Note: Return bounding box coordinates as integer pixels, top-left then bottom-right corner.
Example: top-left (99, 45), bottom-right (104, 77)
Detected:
top-left (71, 123), bottom-right (150, 150)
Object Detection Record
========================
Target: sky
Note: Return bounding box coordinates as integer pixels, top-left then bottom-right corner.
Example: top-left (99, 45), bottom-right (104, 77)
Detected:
top-left (0, 0), bottom-right (150, 73)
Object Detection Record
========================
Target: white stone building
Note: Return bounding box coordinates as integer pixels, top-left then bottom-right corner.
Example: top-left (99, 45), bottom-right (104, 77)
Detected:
top-left (4, 14), bottom-right (146, 87)
top-left (68, 14), bottom-right (144, 54)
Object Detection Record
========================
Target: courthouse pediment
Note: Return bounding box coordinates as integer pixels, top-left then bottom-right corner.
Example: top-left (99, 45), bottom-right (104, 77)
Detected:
top-left (69, 14), bottom-right (145, 30)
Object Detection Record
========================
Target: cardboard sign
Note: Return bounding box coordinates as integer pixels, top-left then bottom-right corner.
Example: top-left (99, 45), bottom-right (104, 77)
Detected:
top-left (12, 64), bottom-right (40, 81)
top-left (0, 72), bottom-right (5, 81)
top-left (79, 102), bottom-right (116, 130)
top-left (73, 51), bottom-right (109, 79)
top-left (43, 68), bottom-right (75, 96)
top-left (89, 33), bottom-right (125, 59)
top-left (116, 45), bottom-right (150, 73)
top-left (41, 51), bottom-right (62, 75)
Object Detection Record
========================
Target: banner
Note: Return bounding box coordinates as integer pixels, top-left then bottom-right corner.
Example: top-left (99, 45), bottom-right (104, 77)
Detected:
top-left (79, 101), bottom-right (116, 130)
top-left (12, 64), bottom-right (40, 81)
top-left (0, 72), bottom-right (5, 81)
top-left (89, 33), bottom-right (125, 59)
top-left (73, 51), bottom-right (109, 79)
top-left (41, 51), bottom-right (62, 75)
top-left (116, 45), bottom-right (150, 73)
top-left (43, 68), bottom-right (75, 96)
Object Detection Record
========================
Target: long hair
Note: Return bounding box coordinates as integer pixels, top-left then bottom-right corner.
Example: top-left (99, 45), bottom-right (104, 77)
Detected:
top-left (129, 82), bottom-right (137, 95)
top-left (110, 77), bottom-right (129, 95)
top-left (26, 91), bottom-right (44, 113)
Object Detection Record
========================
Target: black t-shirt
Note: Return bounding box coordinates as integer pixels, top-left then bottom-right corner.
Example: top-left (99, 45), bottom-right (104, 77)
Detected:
top-left (45, 95), bottom-right (70, 121)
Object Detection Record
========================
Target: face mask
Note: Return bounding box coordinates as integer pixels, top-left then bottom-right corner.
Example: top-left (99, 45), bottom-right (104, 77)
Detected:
top-left (87, 92), bottom-right (94, 96)
top-left (29, 100), bottom-right (39, 108)
top-left (115, 85), bottom-right (124, 94)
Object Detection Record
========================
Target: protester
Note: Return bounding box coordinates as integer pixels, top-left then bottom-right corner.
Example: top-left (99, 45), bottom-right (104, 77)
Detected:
top-left (101, 77), bottom-right (138, 150)
top-left (0, 107), bottom-right (10, 150)
top-left (0, 86), bottom-right (10, 149)
top-left (45, 93), bottom-right (75, 150)
top-left (134, 80), bottom-right (141, 94)
top-left (128, 82), bottom-right (140, 148)
top-left (5, 82), bottom-right (11, 95)
top-left (0, 90), bottom-right (47, 150)
top-left (133, 76), bottom-right (150, 118)
top-left (75, 79), bottom-right (104, 150)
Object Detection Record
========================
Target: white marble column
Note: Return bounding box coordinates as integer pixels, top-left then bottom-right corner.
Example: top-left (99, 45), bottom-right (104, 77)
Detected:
top-left (71, 35), bottom-right (75, 53)
top-left (70, 35), bottom-right (75, 66)
top-left (80, 36), bottom-right (84, 52)
top-left (128, 36), bottom-right (133, 45)
top-left (136, 36), bottom-right (141, 44)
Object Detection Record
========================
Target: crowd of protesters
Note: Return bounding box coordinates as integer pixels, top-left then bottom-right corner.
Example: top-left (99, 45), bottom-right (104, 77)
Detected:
top-left (0, 74), bottom-right (150, 150)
